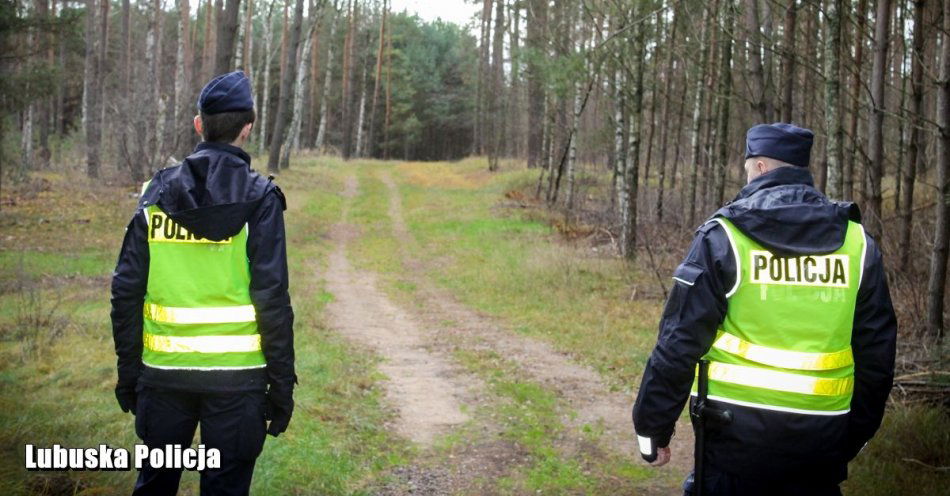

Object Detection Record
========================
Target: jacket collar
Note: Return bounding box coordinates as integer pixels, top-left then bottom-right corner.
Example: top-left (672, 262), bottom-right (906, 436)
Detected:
top-left (732, 166), bottom-right (814, 203)
top-left (194, 141), bottom-right (252, 166)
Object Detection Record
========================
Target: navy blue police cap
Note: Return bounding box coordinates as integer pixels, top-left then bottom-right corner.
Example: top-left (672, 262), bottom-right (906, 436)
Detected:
top-left (197, 71), bottom-right (254, 114)
top-left (744, 123), bottom-right (814, 168)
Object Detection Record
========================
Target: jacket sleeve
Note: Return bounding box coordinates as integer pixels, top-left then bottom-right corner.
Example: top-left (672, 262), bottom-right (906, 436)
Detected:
top-left (845, 233), bottom-right (897, 459)
top-left (632, 222), bottom-right (734, 449)
top-left (247, 187), bottom-right (296, 389)
top-left (110, 211), bottom-right (149, 387)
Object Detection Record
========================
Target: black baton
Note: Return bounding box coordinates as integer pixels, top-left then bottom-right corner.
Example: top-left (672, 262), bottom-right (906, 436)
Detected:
top-left (691, 359), bottom-right (732, 496)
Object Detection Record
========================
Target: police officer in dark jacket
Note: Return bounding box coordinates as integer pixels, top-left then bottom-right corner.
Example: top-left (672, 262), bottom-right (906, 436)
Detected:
top-left (111, 71), bottom-right (295, 495)
top-left (633, 123), bottom-right (897, 495)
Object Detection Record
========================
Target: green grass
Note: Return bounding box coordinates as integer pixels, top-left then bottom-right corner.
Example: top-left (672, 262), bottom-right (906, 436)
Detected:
top-left (844, 403), bottom-right (950, 496)
top-left (455, 348), bottom-right (650, 495)
top-left (0, 156), bottom-right (405, 495)
top-left (348, 163), bottom-right (405, 278)
top-left (391, 158), bottom-right (661, 389)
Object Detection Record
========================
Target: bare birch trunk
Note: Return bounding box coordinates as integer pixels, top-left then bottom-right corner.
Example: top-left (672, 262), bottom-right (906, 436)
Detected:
top-left (354, 63), bottom-right (368, 157)
top-left (315, 14), bottom-right (336, 151)
top-left (612, 70), bottom-right (626, 215)
top-left (282, 22), bottom-right (316, 168)
top-left (257, 4), bottom-right (275, 150)
top-left (267, 0), bottom-right (305, 172)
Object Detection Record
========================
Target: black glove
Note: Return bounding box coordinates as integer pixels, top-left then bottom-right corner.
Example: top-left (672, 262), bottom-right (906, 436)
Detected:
top-left (265, 384), bottom-right (294, 437)
top-left (115, 384), bottom-right (137, 415)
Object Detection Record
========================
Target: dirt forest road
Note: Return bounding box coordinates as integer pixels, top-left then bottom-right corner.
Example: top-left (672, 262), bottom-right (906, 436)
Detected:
top-left (322, 169), bottom-right (692, 495)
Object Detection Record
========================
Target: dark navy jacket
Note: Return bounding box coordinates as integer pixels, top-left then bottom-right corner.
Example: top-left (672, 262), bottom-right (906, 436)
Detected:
top-left (633, 167), bottom-right (897, 483)
top-left (110, 142), bottom-right (296, 394)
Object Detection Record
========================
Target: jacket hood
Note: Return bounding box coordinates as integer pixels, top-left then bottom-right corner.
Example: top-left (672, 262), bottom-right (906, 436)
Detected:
top-left (140, 142), bottom-right (274, 241)
top-left (711, 166), bottom-right (861, 255)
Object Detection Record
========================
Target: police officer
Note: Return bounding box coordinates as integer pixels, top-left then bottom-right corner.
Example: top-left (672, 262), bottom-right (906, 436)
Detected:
top-left (632, 123), bottom-right (897, 495)
top-left (111, 71), bottom-right (295, 495)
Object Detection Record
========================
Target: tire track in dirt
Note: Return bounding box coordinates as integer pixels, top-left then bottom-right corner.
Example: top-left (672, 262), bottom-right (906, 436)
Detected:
top-left (379, 169), bottom-right (693, 493)
top-left (324, 173), bottom-right (472, 446)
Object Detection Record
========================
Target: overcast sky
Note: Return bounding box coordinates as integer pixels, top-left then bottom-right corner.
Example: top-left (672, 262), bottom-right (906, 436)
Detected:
top-left (388, 0), bottom-right (478, 30)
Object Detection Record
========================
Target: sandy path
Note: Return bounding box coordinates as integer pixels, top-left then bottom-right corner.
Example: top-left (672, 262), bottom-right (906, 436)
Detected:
top-left (324, 174), bottom-right (471, 446)
top-left (379, 169), bottom-right (693, 491)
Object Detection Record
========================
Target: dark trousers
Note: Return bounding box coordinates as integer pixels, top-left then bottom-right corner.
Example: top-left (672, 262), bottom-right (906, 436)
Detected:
top-left (683, 466), bottom-right (843, 496)
top-left (133, 386), bottom-right (267, 496)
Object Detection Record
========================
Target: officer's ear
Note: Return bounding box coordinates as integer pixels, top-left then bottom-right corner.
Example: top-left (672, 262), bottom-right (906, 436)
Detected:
top-left (194, 115), bottom-right (204, 137)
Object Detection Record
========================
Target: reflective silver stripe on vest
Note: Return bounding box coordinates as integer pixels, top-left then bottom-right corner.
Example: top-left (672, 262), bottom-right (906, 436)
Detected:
top-left (143, 332), bottom-right (262, 353)
top-left (707, 362), bottom-right (854, 396)
top-left (712, 332), bottom-right (853, 371)
top-left (144, 303), bottom-right (257, 325)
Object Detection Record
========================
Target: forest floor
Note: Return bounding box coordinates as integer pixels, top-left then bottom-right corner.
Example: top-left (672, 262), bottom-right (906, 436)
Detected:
top-left (0, 155), bottom-right (947, 495)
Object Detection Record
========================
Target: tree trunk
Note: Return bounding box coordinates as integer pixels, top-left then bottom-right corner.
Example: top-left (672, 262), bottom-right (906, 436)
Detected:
top-left (241, 0), bottom-right (254, 74)
top-left (488, 0), bottom-right (505, 172)
top-left (175, 0), bottom-right (192, 156)
top-left (866, 0), bottom-right (892, 236)
top-left (282, 22), bottom-right (316, 168)
top-left (899, 0), bottom-right (926, 271)
top-left (927, 0), bottom-right (950, 340)
top-left (121, 0), bottom-right (131, 96)
top-left (745, 0), bottom-right (768, 122)
top-left (258, 2), bottom-right (275, 150)
top-left (714, 0), bottom-right (735, 206)
top-left (37, 0), bottom-right (52, 169)
top-left (526, 0), bottom-right (546, 168)
top-left (267, 0), bottom-right (306, 172)
top-left (353, 62), bottom-right (368, 157)
top-left (22, 105), bottom-right (33, 171)
top-left (623, 8), bottom-right (646, 259)
top-left (655, 0), bottom-right (679, 220)
top-left (475, 0), bottom-right (492, 155)
top-left (306, 1), bottom-right (324, 147)
top-left (798, 1), bottom-right (816, 124)
top-left (202, 0), bottom-right (216, 83)
top-left (147, 0), bottom-right (165, 170)
top-left (215, 0), bottom-right (242, 74)
top-left (612, 69), bottom-right (627, 215)
top-left (642, 8), bottom-right (663, 209)
top-left (506, 1), bottom-right (521, 157)
top-left (315, 10), bottom-right (336, 151)
top-left (340, 0), bottom-right (358, 159)
top-left (780, 0), bottom-right (797, 122)
top-left (824, 0), bottom-right (844, 198)
top-left (83, 0), bottom-right (101, 178)
top-left (687, 1), bottom-right (716, 226)
top-left (846, 0), bottom-right (869, 201)
top-left (383, 14), bottom-right (392, 159)
top-left (366, 0), bottom-right (386, 157)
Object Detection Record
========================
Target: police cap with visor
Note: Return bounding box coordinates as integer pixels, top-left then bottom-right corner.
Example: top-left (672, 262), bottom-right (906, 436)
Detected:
top-left (745, 123), bottom-right (814, 168)
top-left (197, 71), bottom-right (254, 114)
